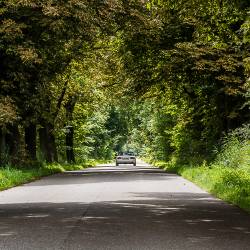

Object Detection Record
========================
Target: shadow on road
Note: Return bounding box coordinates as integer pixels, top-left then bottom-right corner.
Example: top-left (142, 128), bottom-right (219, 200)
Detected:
top-left (0, 192), bottom-right (249, 249)
top-left (0, 164), bottom-right (249, 249)
top-left (27, 166), bottom-right (176, 186)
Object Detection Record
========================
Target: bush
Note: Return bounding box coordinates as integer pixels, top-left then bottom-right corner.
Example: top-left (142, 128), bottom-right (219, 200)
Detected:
top-left (215, 124), bottom-right (250, 171)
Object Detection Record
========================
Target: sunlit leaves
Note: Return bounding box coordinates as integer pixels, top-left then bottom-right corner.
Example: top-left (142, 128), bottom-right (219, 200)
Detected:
top-left (0, 97), bottom-right (19, 127)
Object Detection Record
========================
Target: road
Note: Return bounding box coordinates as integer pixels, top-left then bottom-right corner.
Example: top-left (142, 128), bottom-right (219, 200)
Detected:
top-left (0, 160), bottom-right (249, 250)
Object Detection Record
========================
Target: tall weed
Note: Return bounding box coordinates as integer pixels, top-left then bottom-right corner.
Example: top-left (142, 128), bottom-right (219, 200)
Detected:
top-left (215, 124), bottom-right (250, 171)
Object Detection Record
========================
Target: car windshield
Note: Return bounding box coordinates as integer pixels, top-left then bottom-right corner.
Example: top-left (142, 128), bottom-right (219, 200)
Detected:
top-left (117, 152), bottom-right (135, 156)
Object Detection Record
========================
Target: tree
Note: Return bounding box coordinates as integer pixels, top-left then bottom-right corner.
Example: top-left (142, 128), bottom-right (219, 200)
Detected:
top-left (97, 0), bottom-right (250, 163)
top-left (0, 0), bottom-right (119, 163)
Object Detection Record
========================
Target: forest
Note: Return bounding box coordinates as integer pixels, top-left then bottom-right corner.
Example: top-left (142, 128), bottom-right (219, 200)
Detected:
top-left (0, 0), bottom-right (249, 174)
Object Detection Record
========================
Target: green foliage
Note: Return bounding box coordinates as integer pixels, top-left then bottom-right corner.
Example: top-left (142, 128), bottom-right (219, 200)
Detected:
top-left (128, 100), bottom-right (173, 161)
top-left (108, 0), bottom-right (250, 167)
top-left (0, 97), bottom-right (19, 127)
top-left (0, 0), bottom-right (249, 169)
top-left (0, 0), bottom-right (122, 164)
top-left (214, 125), bottom-right (250, 170)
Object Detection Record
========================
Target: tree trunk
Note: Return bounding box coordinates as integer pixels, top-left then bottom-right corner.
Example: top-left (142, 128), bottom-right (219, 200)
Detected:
top-left (5, 125), bottom-right (20, 165)
top-left (66, 125), bottom-right (75, 163)
top-left (25, 124), bottom-right (37, 161)
top-left (65, 96), bottom-right (77, 163)
top-left (39, 122), bottom-right (58, 163)
top-left (0, 128), bottom-right (6, 165)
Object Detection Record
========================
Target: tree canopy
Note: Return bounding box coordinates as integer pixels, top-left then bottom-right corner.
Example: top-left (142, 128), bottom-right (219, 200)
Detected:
top-left (0, 0), bottom-right (249, 166)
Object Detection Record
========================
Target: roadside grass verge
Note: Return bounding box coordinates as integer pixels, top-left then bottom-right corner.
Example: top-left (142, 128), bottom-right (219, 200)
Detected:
top-left (157, 163), bottom-right (250, 213)
top-left (0, 159), bottom-right (108, 191)
top-left (149, 126), bottom-right (250, 213)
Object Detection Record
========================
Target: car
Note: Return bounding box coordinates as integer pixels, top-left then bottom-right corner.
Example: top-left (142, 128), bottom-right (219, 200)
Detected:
top-left (116, 153), bottom-right (136, 166)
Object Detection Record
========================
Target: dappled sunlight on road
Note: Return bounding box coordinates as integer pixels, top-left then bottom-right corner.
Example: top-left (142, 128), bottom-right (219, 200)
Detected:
top-left (0, 161), bottom-right (208, 205)
top-left (0, 196), bottom-right (249, 249)
top-left (0, 161), bottom-right (249, 249)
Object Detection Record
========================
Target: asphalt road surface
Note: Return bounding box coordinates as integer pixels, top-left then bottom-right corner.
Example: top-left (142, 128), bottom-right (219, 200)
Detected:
top-left (0, 160), bottom-right (249, 250)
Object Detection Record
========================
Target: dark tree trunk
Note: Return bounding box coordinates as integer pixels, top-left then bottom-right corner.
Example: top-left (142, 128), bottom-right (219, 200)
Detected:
top-left (66, 125), bottom-right (75, 163)
top-left (39, 122), bottom-right (58, 163)
top-left (0, 128), bottom-right (6, 165)
top-left (5, 125), bottom-right (20, 165)
top-left (25, 124), bottom-right (37, 161)
top-left (49, 127), bottom-right (58, 162)
top-left (39, 126), bottom-right (47, 161)
top-left (65, 96), bottom-right (77, 163)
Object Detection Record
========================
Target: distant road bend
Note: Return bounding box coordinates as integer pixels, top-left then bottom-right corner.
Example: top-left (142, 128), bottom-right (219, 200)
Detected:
top-left (0, 160), bottom-right (249, 250)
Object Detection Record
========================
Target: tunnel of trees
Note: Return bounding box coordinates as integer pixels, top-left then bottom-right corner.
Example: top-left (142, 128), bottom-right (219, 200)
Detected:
top-left (0, 0), bottom-right (249, 167)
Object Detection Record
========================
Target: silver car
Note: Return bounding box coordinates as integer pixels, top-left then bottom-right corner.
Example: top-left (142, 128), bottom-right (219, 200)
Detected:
top-left (116, 153), bottom-right (136, 166)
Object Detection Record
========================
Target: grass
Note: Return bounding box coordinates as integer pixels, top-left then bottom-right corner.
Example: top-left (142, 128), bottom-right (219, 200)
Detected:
top-left (152, 161), bottom-right (250, 213)
top-left (150, 127), bottom-right (250, 213)
top-left (0, 159), bottom-right (108, 191)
